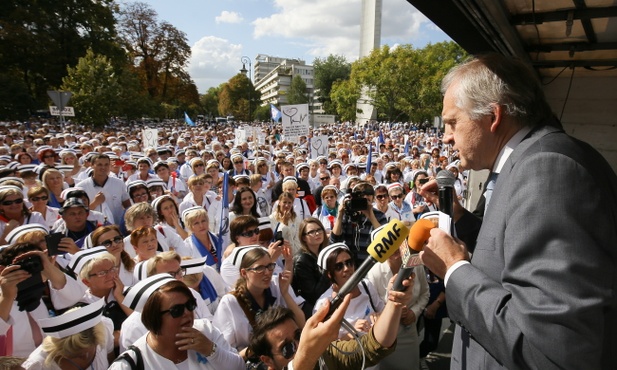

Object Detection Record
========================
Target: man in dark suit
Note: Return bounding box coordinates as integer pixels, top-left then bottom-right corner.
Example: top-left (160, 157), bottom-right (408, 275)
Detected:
top-left (420, 54), bottom-right (617, 369)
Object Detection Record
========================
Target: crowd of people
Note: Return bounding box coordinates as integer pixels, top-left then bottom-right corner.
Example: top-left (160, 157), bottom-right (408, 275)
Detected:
top-left (1, 53), bottom-right (615, 370)
top-left (0, 105), bottom-right (460, 369)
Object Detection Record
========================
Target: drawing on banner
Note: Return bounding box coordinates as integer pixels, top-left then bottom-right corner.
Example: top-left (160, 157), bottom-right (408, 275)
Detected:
top-left (281, 104), bottom-right (309, 142)
top-left (142, 129), bottom-right (158, 148)
top-left (310, 135), bottom-right (329, 159)
top-left (235, 129), bottom-right (246, 146)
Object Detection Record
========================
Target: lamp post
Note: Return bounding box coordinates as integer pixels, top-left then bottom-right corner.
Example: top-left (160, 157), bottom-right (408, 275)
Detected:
top-left (240, 56), bottom-right (251, 122)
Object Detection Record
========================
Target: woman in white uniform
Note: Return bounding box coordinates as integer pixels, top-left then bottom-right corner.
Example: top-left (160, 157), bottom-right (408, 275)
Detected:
top-left (110, 279), bottom-right (244, 370)
top-left (213, 246), bottom-right (304, 356)
top-left (22, 299), bottom-right (114, 370)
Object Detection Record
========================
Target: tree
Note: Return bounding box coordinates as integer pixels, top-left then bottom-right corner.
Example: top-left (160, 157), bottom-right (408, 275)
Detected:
top-left (330, 79), bottom-right (360, 122)
top-left (313, 55), bottom-right (351, 114)
top-left (217, 74), bottom-right (258, 121)
top-left (200, 87), bottom-right (220, 119)
top-left (61, 50), bottom-right (121, 127)
top-left (0, 0), bottom-right (121, 117)
top-left (286, 75), bottom-right (309, 105)
top-left (117, 1), bottom-right (196, 108)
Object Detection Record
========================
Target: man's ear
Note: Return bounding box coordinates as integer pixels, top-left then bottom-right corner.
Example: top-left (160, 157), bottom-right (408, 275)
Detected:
top-left (259, 354), bottom-right (276, 369)
top-left (489, 104), bottom-right (504, 133)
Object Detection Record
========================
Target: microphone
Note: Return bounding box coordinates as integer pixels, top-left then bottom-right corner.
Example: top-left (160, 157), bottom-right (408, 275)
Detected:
top-left (392, 219), bottom-right (436, 291)
top-left (436, 170), bottom-right (456, 235)
top-left (327, 219), bottom-right (409, 317)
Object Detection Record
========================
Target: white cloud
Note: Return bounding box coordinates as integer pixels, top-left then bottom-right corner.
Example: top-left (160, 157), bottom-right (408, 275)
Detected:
top-left (215, 10), bottom-right (244, 24)
top-left (188, 36), bottom-right (243, 92)
top-left (251, 0), bottom-right (435, 61)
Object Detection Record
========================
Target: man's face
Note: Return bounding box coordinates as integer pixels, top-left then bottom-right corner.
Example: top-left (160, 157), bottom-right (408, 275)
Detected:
top-left (441, 84), bottom-right (494, 171)
top-left (92, 158), bottom-right (110, 177)
top-left (63, 207), bottom-right (88, 231)
top-left (281, 165), bottom-right (294, 177)
top-left (261, 319), bottom-right (300, 370)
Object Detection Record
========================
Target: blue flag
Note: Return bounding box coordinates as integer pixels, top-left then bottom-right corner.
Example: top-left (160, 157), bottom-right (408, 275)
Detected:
top-left (378, 130), bottom-right (385, 144)
top-left (366, 142), bottom-right (373, 173)
top-left (270, 104), bottom-right (282, 122)
top-left (404, 139), bottom-right (410, 155)
top-left (184, 112), bottom-right (195, 127)
top-left (216, 172), bottom-right (230, 269)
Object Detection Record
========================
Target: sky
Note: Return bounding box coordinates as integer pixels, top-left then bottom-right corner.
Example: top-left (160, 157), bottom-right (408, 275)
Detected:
top-left (133, 0), bottom-right (452, 93)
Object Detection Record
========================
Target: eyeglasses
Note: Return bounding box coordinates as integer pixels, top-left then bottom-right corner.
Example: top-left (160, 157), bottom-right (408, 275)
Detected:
top-left (160, 299), bottom-right (197, 318)
top-left (100, 236), bottom-right (124, 248)
top-left (233, 161), bottom-right (243, 164)
top-left (88, 266), bottom-right (118, 278)
top-left (239, 228), bottom-right (260, 238)
top-left (246, 263), bottom-right (276, 274)
top-left (273, 329), bottom-right (302, 359)
top-left (320, 177), bottom-right (330, 181)
top-left (1, 198), bottom-right (24, 206)
top-left (169, 267), bottom-right (187, 278)
top-left (375, 194), bottom-right (388, 200)
top-left (43, 155), bottom-right (55, 159)
top-left (30, 196), bottom-right (49, 202)
top-left (303, 229), bottom-right (323, 237)
top-left (133, 192), bottom-right (148, 199)
top-left (334, 258), bottom-right (354, 272)
top-left (390, 194), bottom-right (403, 200)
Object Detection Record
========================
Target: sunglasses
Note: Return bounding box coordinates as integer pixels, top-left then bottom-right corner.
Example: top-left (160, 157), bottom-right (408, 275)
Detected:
top-left (246, 263), bottom-right (276, 274)
top-left (303, 229), bottom-right (323, 237)
top-left (334, 258), bottom-right (354, 272)
top-left (100, 235), bottom-right (123, 248)
top-left (160, 299), bottom-right (197, 318)
top-left (320, 177), bottom-right (330, 181)
top-left (233, 161), bottom-right (243, 164)
top-left (275, 329), bottom-right (302, 359)
top-left (239, 228), bottom-right (260, 238)
top-left (30, 196), bottom-right (49, 202)
top-left (375, 194), bottom-right (388, 200)
top-left (390, 194), bottom-right (403, 200)
top-left (1, 198), bottom-right (24, 206)
top-left (193, 163), bottom-right (204, 167)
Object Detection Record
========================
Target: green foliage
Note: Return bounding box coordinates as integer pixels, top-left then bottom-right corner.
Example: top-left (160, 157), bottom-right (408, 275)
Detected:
top-left (61, 50), bottom-right (121, 126)
top-left (336, 41), bottom-right (467, 123)
top-left (217, 74), bottom-right (258, 121)
top-left (253, 104), bottom-right (271, 121)
top-left (0, 0), bottom-right (122, 117)
top-left (286, 75), bottom-right (309, 105)
top-left (330, 79), bottom-right (361, 122)
top-left (313, 55), bottom-right (351, 114)
top-left (200, 87), bottom-right (220, 119)
top-left (117, 2), bottom-right (197, 109)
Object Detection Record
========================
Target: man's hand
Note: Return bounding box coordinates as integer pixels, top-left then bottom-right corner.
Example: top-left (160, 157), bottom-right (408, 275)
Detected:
top-left (292, 295), bottom-right (352, 370)
top-left (420, 228), bottom-right (469, 278)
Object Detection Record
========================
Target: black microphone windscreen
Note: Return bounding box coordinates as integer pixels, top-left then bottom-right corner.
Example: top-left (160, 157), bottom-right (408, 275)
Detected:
top-left (436, 169), bottom-right (456, 188)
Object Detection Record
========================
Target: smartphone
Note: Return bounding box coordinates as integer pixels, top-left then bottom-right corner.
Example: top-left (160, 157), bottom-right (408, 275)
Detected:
top-left (275, 231), bottom-right (284, 243)
top-left (45, 232), bottom-right (65, 256)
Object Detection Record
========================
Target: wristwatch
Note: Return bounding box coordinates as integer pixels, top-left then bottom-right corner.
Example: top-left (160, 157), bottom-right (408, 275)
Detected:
top-left (207, 342), bottom-right (217, 357)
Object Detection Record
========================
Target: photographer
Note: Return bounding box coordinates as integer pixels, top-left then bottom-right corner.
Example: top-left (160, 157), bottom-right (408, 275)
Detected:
top-left (329, 182), bottom-right (387, 263)
top-left (0, 242), bottom-right (84, 357)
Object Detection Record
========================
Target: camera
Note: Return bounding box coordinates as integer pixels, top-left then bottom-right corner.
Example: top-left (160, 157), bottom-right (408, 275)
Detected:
top-left (344, 192), bottom-right (368, 213)
top-left (15, 255), bottom-right (43, 275)
top-left (12, 255), bottom-right (45, 312)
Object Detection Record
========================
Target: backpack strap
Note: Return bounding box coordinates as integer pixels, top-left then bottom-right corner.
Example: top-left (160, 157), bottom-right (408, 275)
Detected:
top-left (113, 345), bottom-right (144, 370)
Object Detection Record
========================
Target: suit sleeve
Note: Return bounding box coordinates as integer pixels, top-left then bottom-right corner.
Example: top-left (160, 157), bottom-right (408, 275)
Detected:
top-left (446, 152), bottom-right (615, 369)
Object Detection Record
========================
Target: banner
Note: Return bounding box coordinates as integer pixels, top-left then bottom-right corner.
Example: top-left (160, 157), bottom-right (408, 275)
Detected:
top-left (281, 104), bottom-right (309, 143)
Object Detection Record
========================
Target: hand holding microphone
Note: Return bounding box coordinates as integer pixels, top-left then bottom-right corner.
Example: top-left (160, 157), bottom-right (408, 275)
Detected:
top-left (392, 219), bottom-right (435, 291)
top-left (327, 219), bottom-right (409, 317)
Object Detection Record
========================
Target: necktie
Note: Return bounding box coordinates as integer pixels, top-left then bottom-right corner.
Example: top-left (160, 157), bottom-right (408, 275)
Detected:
top-left (484, 172), bottom-right (498, 212)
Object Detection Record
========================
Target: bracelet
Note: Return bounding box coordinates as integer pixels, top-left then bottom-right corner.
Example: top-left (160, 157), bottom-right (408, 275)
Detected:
top-left (207, 342), bottom-right (217, 357)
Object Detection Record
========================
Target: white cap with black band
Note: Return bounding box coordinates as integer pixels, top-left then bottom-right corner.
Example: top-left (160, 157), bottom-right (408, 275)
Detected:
top-left (39, 299), bottom-right (105, 338)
